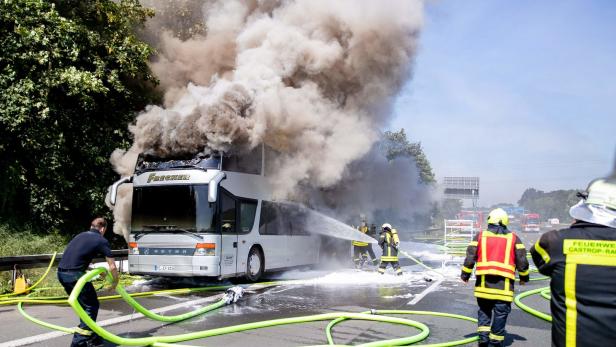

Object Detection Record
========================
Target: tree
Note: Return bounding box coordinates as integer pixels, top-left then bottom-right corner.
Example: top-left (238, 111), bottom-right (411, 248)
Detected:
top-left (0, 0), bottom-right (158, 232)
top-left (430, 199), bottom-right (463, 228)
top-left (140, 0), bottom-right (206, 42)
top-left (517, 188), bottom-right (580, 223)
top-left (382, 128), bottom-right (435, 184)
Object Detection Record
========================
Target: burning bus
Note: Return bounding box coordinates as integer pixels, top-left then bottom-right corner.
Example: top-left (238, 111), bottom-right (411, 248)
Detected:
top-left (108, 146), bottom-right (322, 281)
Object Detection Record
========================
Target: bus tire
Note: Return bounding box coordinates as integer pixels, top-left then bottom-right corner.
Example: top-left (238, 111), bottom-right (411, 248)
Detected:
top-left (245, 246), bottom-right (264, 282)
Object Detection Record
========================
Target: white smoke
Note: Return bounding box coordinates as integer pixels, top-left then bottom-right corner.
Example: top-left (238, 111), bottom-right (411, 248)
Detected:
top-left (110, 0), bottom-right (425, 238)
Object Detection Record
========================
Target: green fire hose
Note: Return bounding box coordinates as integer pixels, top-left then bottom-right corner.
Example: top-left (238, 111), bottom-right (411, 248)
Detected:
top-left (326, 310), bottom-right (478, 347)
top-left (67, 269), bottom-right (433, 346)
top-left (513, 286), bottom-right (552, 322)
top-left (15, 267), bottom-right (481, 347)
top-left (0, 252), bottom-right (58, 298)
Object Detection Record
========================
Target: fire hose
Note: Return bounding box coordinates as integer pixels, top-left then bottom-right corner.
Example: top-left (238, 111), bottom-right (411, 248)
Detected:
top-left (7, 245), bottom-right (563, 346)
top-left (513, 286), bottom-right (552, 322)
top-left (12, 266), bottom-right (483, 346)
top-left (396, 245), bottom-right (553, 324)
top-left (0, 252), bottom-right (58, 298)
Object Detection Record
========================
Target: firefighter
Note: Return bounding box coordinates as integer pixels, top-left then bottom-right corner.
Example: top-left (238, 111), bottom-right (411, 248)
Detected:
top-left (57, 218), bottom-right (119, 347)
top-left (530, 177), bottom-right (616, 347)
top-left (378, 223), bottom-right (403, 276)
top-left (461, 208), bottom-right (529, 347)
top-left (352, 219), bottom-right (377, 268)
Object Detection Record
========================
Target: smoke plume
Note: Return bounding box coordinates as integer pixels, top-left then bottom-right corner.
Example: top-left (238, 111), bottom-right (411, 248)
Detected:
top-left (110, 0), bottom-right (425, 239)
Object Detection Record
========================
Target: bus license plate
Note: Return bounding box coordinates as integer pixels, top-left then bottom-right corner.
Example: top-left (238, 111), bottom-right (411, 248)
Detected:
top-left (156, 265), bottom-right (174, 271)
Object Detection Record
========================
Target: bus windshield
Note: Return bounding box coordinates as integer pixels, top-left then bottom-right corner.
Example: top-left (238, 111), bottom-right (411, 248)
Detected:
top-left (131, 185), bottom-right (217, 233)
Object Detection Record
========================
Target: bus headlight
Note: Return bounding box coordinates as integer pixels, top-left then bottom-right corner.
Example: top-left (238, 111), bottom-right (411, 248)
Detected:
top-left (195, 243), bottom-right (215, 256)
top-left (129, 242), bottom-right (139, 255)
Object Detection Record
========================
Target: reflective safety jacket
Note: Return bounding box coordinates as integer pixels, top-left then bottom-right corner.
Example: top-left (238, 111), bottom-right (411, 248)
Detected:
top-left (530, 221), bottom-right (616, 347)
top-left (352, 225), bottom-right (370, 246)
top-left (379, 229), bottom-right (400, 261)
top-left (461, 225), bottom-right (529, 302)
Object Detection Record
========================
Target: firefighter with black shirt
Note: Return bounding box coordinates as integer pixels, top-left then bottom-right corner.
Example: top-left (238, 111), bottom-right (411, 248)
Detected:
top-left (352, 220), bottom-right (377, 268)
top-left (378, 223), bottom-right (403, 276)
top-left (57, 218), bottom-right (119, 347)
top-left (461, 208), bottom-right (529, 347)
top-left (530, 177), bottom-right (616, 347)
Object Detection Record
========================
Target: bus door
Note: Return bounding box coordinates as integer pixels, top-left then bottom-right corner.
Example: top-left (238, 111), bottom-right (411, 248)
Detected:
top-left (219, 189), bottom-right (238, 276)
top-left (236, 198), bottom-right (258, 273)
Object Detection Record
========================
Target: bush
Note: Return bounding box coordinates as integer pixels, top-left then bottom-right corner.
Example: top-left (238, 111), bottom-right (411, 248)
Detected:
top-left (0, 222), bottom-right (68, 256)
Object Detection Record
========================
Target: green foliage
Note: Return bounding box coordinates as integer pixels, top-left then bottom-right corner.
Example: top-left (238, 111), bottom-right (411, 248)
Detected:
top-left (0, 0), bottom-right (158, 232)
top-left (518, 188), bottom-right (580, 223)
top-left (0, 222), bottom-right (68, 256)
top-left (440, 199), bottom-right (464, 219)
top-left (140, 0), bottom-right (206, 41)
top-left (0, 222), bottom-right (140, 294)
top-left (382, 129), bottom-right (436, 184)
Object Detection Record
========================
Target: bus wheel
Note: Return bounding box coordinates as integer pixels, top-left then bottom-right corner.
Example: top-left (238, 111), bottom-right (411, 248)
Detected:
top-left (246, 246), bottom-right (264, 282)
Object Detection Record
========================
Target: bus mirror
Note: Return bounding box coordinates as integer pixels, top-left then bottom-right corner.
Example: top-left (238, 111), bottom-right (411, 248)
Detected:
top-left (208, 172), bottom-right (226, 203)
top-left (110, 176), bottom-right (132, 206)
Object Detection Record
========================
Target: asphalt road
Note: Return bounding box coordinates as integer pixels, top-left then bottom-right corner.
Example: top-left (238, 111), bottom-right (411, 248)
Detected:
top-left (0, 236), bottom-right (551, 347)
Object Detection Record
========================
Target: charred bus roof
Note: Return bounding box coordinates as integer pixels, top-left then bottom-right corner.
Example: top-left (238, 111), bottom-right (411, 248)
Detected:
top-left (135, 153), bottom-right (222, 174)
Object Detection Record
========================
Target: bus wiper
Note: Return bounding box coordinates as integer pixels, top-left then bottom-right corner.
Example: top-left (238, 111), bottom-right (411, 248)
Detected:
top-left (135, 225), bottom-right (203, 241)
top-left (134, 225), bottom-right (178, 241)
top-left (167, 228), bottom-right (203, 241)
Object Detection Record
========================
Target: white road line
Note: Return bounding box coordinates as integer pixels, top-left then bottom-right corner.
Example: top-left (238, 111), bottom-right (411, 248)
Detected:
top-left (1, 294), bottom-right (224, 347)
top-left (407, 277), bottom-right (444, 305)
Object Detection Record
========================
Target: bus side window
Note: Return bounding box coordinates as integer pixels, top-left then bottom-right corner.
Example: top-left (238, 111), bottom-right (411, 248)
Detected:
top-left (240, 200), bottom-right (257, 234)
top-left (259, 201), bottom-right (284, 235)
top-left (221, 190), bottom-right (236, 233)
top-left (279, 203), bottom-right (309, 235)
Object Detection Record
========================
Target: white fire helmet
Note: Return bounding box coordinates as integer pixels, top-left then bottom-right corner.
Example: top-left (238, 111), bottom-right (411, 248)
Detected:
top-left (381, 223), bottom-right (392, 231)
top-left (569, 178), bottom-right (616, 228)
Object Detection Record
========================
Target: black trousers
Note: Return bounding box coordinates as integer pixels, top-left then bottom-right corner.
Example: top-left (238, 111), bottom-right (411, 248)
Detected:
top-left (58, 270), bottom-right (101, 347)
top-left (353, 245), bottom-right (377, 266)
top-left (477, 298), bottom-right (511, 347)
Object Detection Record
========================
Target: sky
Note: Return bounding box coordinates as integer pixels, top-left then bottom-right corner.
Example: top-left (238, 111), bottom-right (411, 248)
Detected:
top-left (392, 0), bottom-right (616, 207)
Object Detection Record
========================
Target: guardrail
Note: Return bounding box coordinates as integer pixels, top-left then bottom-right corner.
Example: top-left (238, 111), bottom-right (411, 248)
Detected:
top-left (0, 250), bottom-right (128, 271)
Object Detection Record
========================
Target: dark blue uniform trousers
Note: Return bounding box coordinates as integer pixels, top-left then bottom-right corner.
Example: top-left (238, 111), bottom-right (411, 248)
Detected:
top-left (477, 298), bottom-right (511, 347)
top-left (58, 271), bottom-right (101, 346)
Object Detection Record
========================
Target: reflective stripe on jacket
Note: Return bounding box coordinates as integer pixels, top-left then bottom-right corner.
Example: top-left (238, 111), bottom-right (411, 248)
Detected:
top-left (476, 231), bottom-right (517, 279)
top-left (461, 225), bottom-right (529, 302)
top-left (379, 229), bottom-right (399, 261)
top-left (352, 225), bottom-right (370, 246)
top-left (530, 221), bottom-right (616, 347)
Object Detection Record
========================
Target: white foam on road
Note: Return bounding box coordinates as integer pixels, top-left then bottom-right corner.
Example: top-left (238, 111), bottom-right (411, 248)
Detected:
top-left (273, 268), bottom-right (428, 285)
top-left (407, 277), bottom-right (444, 305)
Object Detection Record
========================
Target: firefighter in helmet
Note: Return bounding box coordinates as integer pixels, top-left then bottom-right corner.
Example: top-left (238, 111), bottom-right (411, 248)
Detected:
top-left (378, 223), bottom-right (403, 276)
top-left (352, 218), bottom-right (377, 268)
top-left (461, 208), bottom-right (529, 347)
top-left (531, 176), bottom-right (616, 346)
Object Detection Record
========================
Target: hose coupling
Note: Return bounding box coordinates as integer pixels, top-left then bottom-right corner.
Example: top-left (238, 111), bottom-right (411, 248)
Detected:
top-left (224, 286), bottom-right (244, 304)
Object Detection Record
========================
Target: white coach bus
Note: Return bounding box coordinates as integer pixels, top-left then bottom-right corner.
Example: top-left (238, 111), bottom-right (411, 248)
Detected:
top-left (109, 146), bottom-right (321, 281)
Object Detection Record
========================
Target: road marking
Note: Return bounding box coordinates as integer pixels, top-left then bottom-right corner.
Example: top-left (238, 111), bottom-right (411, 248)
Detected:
top-left (1, 294), bottom-right (224, 347)
top-left (407, 277), bottom-right (444, 305)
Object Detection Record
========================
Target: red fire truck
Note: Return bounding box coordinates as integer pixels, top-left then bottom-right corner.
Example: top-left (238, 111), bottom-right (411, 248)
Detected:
top-left (456, 210), bottom-right (485, 231)
top-left (521, 213), bottom-right (541, 232)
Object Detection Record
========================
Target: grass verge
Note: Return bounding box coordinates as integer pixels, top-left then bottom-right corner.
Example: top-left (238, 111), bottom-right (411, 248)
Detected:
top-left (0, 222), bottom-right (140, 295)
